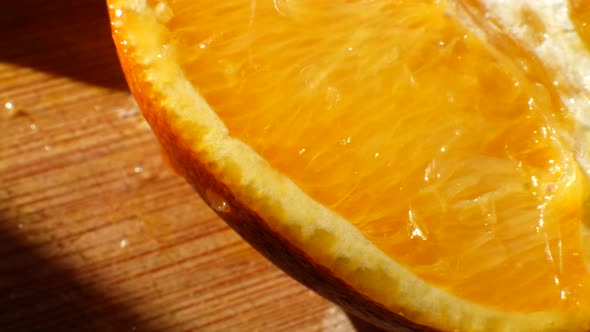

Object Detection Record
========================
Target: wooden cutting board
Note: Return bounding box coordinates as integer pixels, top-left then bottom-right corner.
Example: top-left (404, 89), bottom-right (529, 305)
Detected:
top-left (0, 1), bottom-right (376, 331)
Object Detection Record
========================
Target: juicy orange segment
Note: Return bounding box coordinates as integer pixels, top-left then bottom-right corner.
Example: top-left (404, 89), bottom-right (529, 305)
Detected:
top-left (110, 0), bottom-right (590, 329)
top-left (151, 0), bottom-right (590, 311)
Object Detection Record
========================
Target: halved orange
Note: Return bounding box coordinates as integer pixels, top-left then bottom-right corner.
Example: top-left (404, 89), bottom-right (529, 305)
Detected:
top-left (108, 1), bottom-right (590, 331)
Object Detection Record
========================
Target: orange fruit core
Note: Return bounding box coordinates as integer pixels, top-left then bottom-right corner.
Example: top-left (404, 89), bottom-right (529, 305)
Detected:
top-left (137, 0), bottom-right (590, 312)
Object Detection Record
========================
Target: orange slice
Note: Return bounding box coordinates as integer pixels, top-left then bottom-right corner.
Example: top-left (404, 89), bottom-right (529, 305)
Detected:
top-left (108, 0), bottom-right (590, 331)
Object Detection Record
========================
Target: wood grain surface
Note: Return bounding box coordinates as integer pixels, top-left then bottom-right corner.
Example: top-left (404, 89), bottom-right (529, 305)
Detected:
top-left (0, 1), bottom-right (381, 331)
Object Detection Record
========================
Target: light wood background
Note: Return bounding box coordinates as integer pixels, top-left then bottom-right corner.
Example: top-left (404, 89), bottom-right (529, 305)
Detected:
top-left (0, 1), bottom-right (382, 331)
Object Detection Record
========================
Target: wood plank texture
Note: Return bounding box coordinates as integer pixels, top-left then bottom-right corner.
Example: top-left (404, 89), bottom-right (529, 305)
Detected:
top-left (0, 1), bottom-right (375, 331)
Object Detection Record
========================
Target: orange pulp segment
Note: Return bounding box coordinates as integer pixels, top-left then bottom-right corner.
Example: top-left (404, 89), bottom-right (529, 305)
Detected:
top-left (141, 0), bottom-right (590, 312)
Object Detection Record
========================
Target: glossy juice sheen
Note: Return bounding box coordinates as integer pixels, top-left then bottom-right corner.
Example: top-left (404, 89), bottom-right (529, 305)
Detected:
top-left (154, 0), bottom-right (590, 311)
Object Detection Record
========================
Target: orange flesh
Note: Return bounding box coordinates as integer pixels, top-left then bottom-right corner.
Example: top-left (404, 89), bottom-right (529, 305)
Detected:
top-left (142, 0), bottom-right (590, 311)
top-left (571, 0), bottom-right (590, 49)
